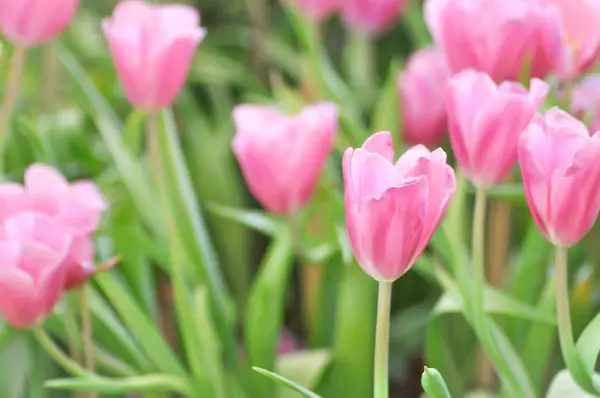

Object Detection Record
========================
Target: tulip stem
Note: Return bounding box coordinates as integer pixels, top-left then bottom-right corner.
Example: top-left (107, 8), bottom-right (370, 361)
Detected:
top-left (472, 187), bottom-right (487, 315)
top-left (374, 281), bottom-right (392, 398)
top-left (34, 327), bottom-right (91, 378)
top-left (0, 45), bottom-right (27, 159)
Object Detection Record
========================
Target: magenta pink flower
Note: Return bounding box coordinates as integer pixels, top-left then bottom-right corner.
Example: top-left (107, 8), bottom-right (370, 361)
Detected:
top-left (425, 0), bottom-right (561, 82)
top-left (0, 0), bottom-right (80, 46)
top-left (233, 103), bottom-right (338, 215)
top-left (290, 0), bottom-right (341, 21)
top-left (0, 164), bottom-right (109, 290)
top-left (572, 74), bottom-right (600, 132)
top-left (343, 131), bottom-right (456, 281)
top-left (541, 0), bottom-right (600, 78)
top-left (341, 0), bottom-right (410, 35)
top-left (519, 108), bottom-right (600, 248)
top-left (102, 0), bottom-right (206, 111)
top-left (398, 47), bottom-right (451, 147)
top-left (0, 212), bottom-right (71, 329)
top-left (446, 70), bottom-right (549, 187)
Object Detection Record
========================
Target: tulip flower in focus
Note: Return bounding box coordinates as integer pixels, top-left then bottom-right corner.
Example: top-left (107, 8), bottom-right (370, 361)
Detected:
top-left (425, 0), bottom-right (559, 82)
top-left (290, 0), bottom-right (341, 21)
top-left (572, 74), bottom-right (600, 132)
top-left (343, 131), bottom-right (456, 281)
top-left (398, 47), bottom-right (451, 147)
top-left (519, 108), bottom-right (600, 247)
top-left (0, 212), bottom-right (71, 329)
top-left (0, 164), bottom-right (109, 290)
top-left (341, 0), bottom-right (410, 35)
top-left (446, 70), bottom-right (549, 187)
top-left (0, 0), bottom-right (80, 46)
top-left (102, 0), bottom-right (206, 111)
top-left (542, 0), bottom-right (600, 78)
top-left (233, 103), bottom-right (338, 215)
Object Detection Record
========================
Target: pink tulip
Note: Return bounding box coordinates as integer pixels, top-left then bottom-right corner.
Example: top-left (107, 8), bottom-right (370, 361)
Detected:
top-left (398, 47), bottom-right (451, 147)
top-left (519, 108), bottom-right (600, 247)
top-left (0, 0), bottom-right (80, 46)
top-left (341, 0), bottom-right (410, 34)
top-left (446, 70), bottom-right (549, 187)
top-left (290, 0), bottom-right (341, 21)
top-left (0, 212), bottom-right (71, 329)
top-left (233, 103), bottom-right (338, 214)
top-left (343, 131), bottom-right (456, 281)
top-left (425, 0), bottom-right (561, 82)
top-left (102, 0), bottom-right (206, 111)
top-left (572, 74), bottom-right (600, 132)
top-left (0, 164), bottom-right (109, 290)
top-left (541, 0), bottom-right (600, 78)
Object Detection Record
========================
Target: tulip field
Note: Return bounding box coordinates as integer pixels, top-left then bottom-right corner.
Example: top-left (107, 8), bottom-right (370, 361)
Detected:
top-left (3, 0), bottom-right (600, 397)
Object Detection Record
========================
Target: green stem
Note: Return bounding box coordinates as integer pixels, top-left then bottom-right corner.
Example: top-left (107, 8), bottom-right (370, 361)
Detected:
top-left (80, 287), bottom-right (98, 398)
top-left (344, 30), bottom-right (375, 105)
top-left (374, 281), bottom-right (392, 398)
top-left (472, 187), bottom-right (487, 318)
top-left (0, 45), bottom-right (27, 157)
top-left (34, 327), bottom-right (91, 378)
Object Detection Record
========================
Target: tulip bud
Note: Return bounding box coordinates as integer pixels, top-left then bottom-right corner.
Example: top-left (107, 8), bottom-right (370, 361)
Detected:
top-left (343, 131), bottom-right (456, 281)
top-left (0, 0), bottom-right (80, 46)
top-left (288, 0), bottom-right (341, 21)
top-left (0, 212), bottom-right (71, 329)
top-left (519, 108), bottom-right (600, 248)
top-left (398, 47), bottom-right (451, 147)
top-left (446, 70), bottom-right (548, 187)
top-left (571, 74), bottom-right (600, 132)
top-left (421, 367), bottom-right (452, 398)
top-left (102, 0), bottom-right (206, 111)
top-left (341, 0), bottom-right (410, 35)
top-left (233, 103), bottom-right (338, 215)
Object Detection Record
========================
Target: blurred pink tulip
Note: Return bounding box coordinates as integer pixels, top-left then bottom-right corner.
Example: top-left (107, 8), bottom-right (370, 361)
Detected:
top-left (102, 0), bottom-right (206, 111)
top-left (290, 0), bottom-right (341, 21)
top-left (446, 70), bottom-right (549, 187)
top-left (0, 0), bottom-right (80, 46)
top-left (0, 164), bottom-right (109, 290)
top-left (341, 0), bottom-right (410, 34)
top-left (519, 108), bottom-right (600, 247)
top-left (398, 47), bottom-right (451, 147)
top-left (541, 0), bottom-right (600, 78)
top-left (343, 131), bottom-right (455, 281)
top-left (425, 0), bottom-right (560, 82)
top-left (233, 103), bottom-right (338, 214)
top-left (572, 74), bottom-right (600, 132)
top-left (0, 212), bottom-right (71, 329)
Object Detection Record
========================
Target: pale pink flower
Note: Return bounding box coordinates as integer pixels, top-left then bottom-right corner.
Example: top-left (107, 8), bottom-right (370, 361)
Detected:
top-left (341, 0), bottom-right (410, 35)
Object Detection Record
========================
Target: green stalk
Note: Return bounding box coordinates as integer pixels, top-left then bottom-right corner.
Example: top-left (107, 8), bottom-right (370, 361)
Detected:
top-left (0, 45), bottom-right (27, 158)
top-left (34, 327), bottom-right (90, 378)
top-left (374, 281), bottom-right (393, 398)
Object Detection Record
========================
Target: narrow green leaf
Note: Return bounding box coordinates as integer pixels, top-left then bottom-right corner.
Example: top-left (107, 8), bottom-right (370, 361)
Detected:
top-left (44, 374), bottom-right (190, 395)
top-left (275, 349), bottom-right (332, 398)
top-left (576, 311), bottom-right (600, 375)
top-left (244, 225), bottom-right (294, 396)
top-left (123, 110), bottom-right (146, 156)
top-left (95, 272), bottom-right (187, 378)
top-left (252, 367), bottom-right (323, 398)
top-left (207, 203), bottom-right (282, 237)
top-left (371, 59), bottom-right (402, 139)
top-left (422, 367), bottom-right (452, 398)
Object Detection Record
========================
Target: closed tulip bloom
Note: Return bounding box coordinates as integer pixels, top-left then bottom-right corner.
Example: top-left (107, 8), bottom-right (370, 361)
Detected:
top-left (102, 0), bottom-right (206, 111)
top-left (425, 0), bottom-right (560, 82)
top-left (446, 70), bottom-right (549, 187)
top-left (343, 131), bottom-right (456, 281)
top-left (0, 164), bottom-right (109, 290)
top-left (519, 108), bottom-right (600, 248)
top-left (233, 103), bottom-right (338, 214)
top-left (290, 0), bottom-right (341, 21)
top-left (0, 212), bottom-right (71, 329)
top-left (398, 47), bottom-right (451, 147)
top-left (0, 0), bottom-right (80, 46)
top-left (571, 74), bottom-right (600, 132)
top-left (341, 0), bottom-right (410, 34)
top-left (542, 0), bottom-right (600, 78)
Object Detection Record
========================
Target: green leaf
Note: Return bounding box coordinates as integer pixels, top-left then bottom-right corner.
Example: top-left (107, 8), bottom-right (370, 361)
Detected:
top-left (275, 350), bottom-right (332, 398)
top-left (123, 110), bottom-right (146, 156)
top-left (207, 203), bottom-right (283, 237)
top-left (45, 374), bottom-right (190, 395)
top-left (371, 59), bottom-right (402, 139)
top-left (244, 225), bottom-right (294, 396)
top-left (422, 367), bottom-right (452, 398)
top-left (156, 110), bottom-right (236, 358)
top-left (576, 311), bottom-right (600, 376)
top-left (56, 43), bottom-right (165, 238)
top-left (94, 272), bottom-right (187, 378)
top-left (252, 367), bottom-right (323, 398)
